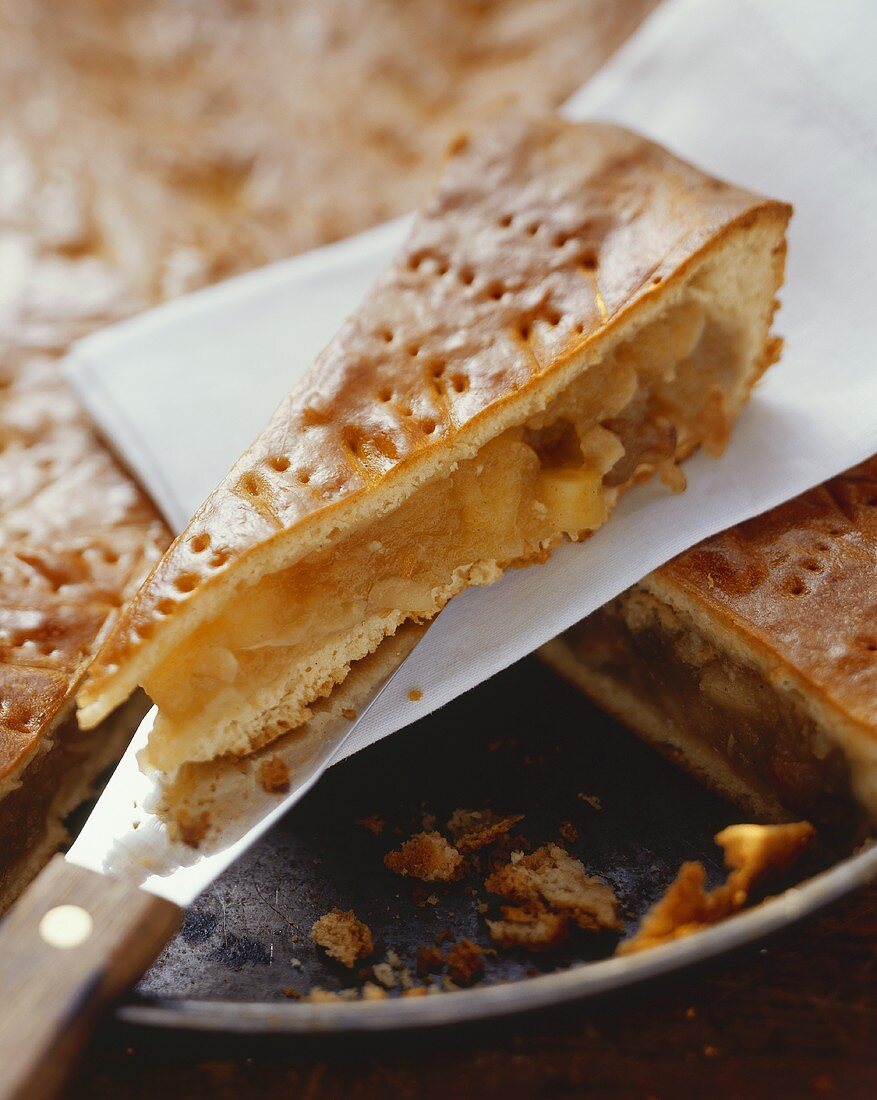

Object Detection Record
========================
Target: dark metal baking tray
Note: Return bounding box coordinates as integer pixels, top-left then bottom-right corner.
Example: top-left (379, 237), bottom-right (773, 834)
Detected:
top-left (108, 658), bottom-right (877, 1033)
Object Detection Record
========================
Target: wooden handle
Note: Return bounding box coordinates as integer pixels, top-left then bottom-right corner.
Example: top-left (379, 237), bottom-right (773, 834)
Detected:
top-left (0, 855), bottom-right (180, 1100)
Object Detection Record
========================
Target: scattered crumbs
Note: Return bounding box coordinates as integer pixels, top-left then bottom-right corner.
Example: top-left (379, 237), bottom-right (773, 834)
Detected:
top-left (386, 948), bottom-right (403, 969)
top-left (281, 987), bottom-right (301, 999)
top-left (361, 982), bottom-right (388, 1001)
top-left (685, 1006), bottom-right (697, 1020)
top-left (476, 901), bottom-right (489, 915)
top-left (487, 904), bottom-right (568, 950)
top-left (577, 793), bottom-right (603, 811)
top-left (618, 821), bottom-right (814, 955)
top-left (446, 939), bottom-right (484, 986)
top-left (290, 958), bottom-right (302, 969)
top-left (559, 821), bottom-right (578, 844)
top-left (258, 755), bottom-right (290, 794)
top-left (446, 808), bottom-right (525, 853)
top-left (372, 962), bottom-right (396, 988)
top-left (175, 808), bottom-right (211, 848)
top-left (341, 708), bottom-right (357, 721)
top-left (426, 894), bottom-right (438, 906)
top-left (355, 815), bottom-right (385, 836)
top-left (435, 928), bottom-right (455, 947)
top-left (485, 844), bottom-right (621, 933)
top-left (703, 1046), bottom-right (719, 1059)
top-left (487, 740), bottom-right (501, 752)
top-left (311, 908), bottom-right (374, 968)
top-left (416, 944), bottom-right (445, 977)
top-left (402, 986), bottom-right (428, 998)
top-left (399, 967), bottom-right (416, 990)
top-left (407, 689), bottom-right (423, 702)
top-left (384, 831), bottom-right (464, 882)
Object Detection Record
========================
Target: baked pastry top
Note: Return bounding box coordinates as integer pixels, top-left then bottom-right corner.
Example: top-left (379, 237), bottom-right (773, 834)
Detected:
top-left (78, 114), bottom-right (790, 773)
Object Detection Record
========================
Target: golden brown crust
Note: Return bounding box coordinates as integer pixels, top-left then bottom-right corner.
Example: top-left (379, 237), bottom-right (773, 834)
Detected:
top-left (80, 114), bottom-right (790, 722)
top-left (658, 458), bottom-right (877, 739)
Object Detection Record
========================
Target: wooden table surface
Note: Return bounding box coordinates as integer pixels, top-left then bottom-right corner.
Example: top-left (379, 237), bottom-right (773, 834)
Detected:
top-left (70, 880), bottom-right (876, 1098)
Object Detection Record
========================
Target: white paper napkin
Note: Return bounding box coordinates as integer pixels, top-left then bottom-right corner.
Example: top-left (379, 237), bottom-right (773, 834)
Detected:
top-left (65, 0), bottom-right (877, 763)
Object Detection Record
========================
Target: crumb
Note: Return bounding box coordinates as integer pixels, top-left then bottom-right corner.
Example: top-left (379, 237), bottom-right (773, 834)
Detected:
top-left (487, 904), bottom-right (568, 950)
top-left (446, 939), bottom-right (484, 985)
top-left (402, 986), bottom-right (428, 998)
top-left (476, 901), bottom-right (489, 915)
top-left (281, 987), bottom-right (301, 999)
top-left (361, 982), bottom-right (388, 1001)
top-left (341, 708), bottom-right (357, 720)
top-left (399, 967), bottom-right (416, 990)
top-left (355, 815), bottom-right (385, 836)
top-left (618, 821), bottom-right (815, 955)
top-left (311, 908), bottom-right (374, 968)
top-left (577, 793), bottom-right (602, 811)
top-left (426, 894), bottom-right (438, 906)
top-left (384, 831), bottom-right (464, 882)
top-left (290, 958), bottom-right (302, 969)
top-left (372, 962), bottom-right (396, 988)
top-left (304, 987), bottom-right (360, 1003)
top-left (559, 821), bottom-right (578, 844)
top-left (385, 948), bottom-right (403, 969)
top-left (487, 740), bottom-right (501, 751)
top-left (407, 689), bottom-right (423, 701)
top-left (416, 945), bottom-right (445, 977)
top-left (435, 929), bottom-right (455, 947)
top-left (486, 844), bottom-right (620, 932)
top-left (258, 755), bottom-right (290, 794)
top-left (175, 809), bottom-right (211, 848)
top-left (446, 809), bottom-right (525, 853)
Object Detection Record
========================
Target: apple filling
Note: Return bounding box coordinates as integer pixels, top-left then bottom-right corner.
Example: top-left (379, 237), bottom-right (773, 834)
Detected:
top-left (142, 285), bottom-right (752, 773)
top-left (563, 591), bottom-right (859, 831)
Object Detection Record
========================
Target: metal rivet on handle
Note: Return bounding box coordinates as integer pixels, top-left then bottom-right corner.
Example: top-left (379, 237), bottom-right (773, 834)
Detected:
top-left (38, 905), bottom-right (94, 949)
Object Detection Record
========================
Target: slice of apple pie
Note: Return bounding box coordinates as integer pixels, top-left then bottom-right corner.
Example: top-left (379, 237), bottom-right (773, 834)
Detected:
top-left (77, 114), bottom-right (791, 774)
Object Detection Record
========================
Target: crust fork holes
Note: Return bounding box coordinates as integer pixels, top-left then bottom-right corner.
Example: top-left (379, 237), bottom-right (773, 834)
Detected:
top-left (459, 266), bottom-right (475, 286)
top-left (268, 455), bottom-right (290, 473)
top-left (485, 282), bottom-right (506, 302)
top-left (800, 557), bottom-right (823, 573)
top-left (209, 549), bottom-right (230, 569)
top-left (156, 597), bottom-right (176, 616)
top-left (580, 252), bottom-right (598, 271)
top-left (379, 386), bottom-right (393, 403)
top-left (296, 470), bottom-right (312, 485)
top-left (429, 359), bottom-right (446, 378)
top-left (451, 373), bottom-right (469, 394)
top-left (189, 533), bottom-right (211, 553)
top-left (498, 214), bottom-right (513, 228)
top-left (240, 472), bottom-right (262, 496)
top-left (378, 329), bottom-right (394, 344)
top-left (420, 418), bottom-right (436, 436)
top-left (517, 321), bottom-right (532, 341)
top-left (545, 309), bottom-right (562, 327)
top-left (782, 575), bottom-right (807, 597)
top-left (174, 573), bottom-right (199, 594)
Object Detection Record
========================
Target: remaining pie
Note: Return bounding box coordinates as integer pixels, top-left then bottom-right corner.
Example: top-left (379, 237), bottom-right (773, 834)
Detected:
top-left (542, 457), bottom-right (877, 831)
top-left (78, 114), bottom-right (791, 775)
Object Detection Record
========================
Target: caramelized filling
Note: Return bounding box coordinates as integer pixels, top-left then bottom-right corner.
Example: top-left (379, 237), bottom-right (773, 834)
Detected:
top-left (565, 591), bottom-right (859, 831)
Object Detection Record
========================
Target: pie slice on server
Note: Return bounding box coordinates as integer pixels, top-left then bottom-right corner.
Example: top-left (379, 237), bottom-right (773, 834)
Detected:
top-left (77, 114), bottom-right (792, 775)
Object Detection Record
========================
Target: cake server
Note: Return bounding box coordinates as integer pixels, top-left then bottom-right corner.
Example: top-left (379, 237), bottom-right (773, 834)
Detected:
top-left (0, 637), bottom-right (421, 1100)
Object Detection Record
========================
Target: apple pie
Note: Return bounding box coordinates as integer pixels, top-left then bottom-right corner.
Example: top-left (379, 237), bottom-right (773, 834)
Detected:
top-left (542, 457), bottom-right (877, 831)
top-left (78, 114), bottom-right (791, 774)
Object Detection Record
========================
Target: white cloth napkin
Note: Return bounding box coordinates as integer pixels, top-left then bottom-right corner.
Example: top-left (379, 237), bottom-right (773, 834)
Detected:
top-left (65, 0), bottom-right (877, 762)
